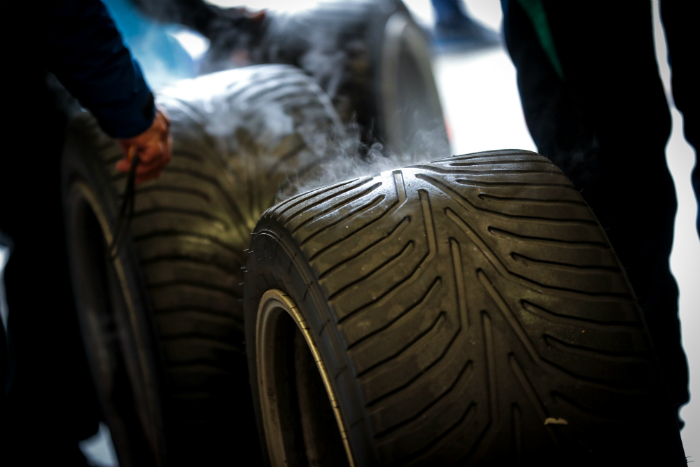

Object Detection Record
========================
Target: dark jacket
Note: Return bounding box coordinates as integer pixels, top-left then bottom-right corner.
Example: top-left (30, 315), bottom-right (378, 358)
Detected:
top-left (32, 0), bottom-right (155, 138)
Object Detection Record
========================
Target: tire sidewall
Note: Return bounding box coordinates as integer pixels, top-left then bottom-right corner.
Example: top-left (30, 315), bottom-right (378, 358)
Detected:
top-left (61, 114), bottom-right (169, 466)
top-left (245, 216), bottom-right (380, 467)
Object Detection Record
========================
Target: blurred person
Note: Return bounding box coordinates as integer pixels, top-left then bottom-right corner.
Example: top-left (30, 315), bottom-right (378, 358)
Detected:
top-left (0, 0), bottom-right (171, 464)
top-left (431, 0), bottom-right (501, 51)
top-left (101, 0), bottom-right (199, 89)
top-left (123, 0), bottom-right (267, 72)
top-left (501, 0), bottom-right (698, 427)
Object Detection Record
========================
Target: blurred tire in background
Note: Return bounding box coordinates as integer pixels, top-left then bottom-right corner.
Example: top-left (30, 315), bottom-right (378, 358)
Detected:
top-left (131, 0), bottom-right (450, 157)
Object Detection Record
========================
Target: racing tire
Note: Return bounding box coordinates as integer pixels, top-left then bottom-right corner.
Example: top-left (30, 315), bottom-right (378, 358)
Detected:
top-left (201, 0), bottom-right (449, 155)
top-left (244, 150), bottom-right (685, 466)
top-left (62, 64), bottom-right (346, 466)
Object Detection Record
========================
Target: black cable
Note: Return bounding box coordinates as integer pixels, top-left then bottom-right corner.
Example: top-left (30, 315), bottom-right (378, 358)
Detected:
top-left (109, 154), bottom-right (140, 260)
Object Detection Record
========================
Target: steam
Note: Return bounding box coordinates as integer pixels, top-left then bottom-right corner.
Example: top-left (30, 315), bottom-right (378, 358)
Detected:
top-left (277, 116), bottom-right (452, 201)
top-left (159, 67), bottom-right (451, 206)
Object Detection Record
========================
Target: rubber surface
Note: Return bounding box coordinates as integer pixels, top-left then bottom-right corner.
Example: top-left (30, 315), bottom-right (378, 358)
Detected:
top-left (62, 64), bottom-right (345, 466)
top-left (245, 150), bottom-right (686, 466)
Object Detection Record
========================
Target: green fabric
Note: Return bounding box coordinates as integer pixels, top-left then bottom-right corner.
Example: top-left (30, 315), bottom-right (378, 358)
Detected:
top-left (517, 0), bottom-right (565, 80)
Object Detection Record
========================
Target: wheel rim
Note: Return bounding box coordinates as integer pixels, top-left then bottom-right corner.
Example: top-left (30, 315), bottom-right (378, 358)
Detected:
top-left (256, 289), bottom-right (354, 467)
top-left (65, 181), bottom-right (164, 466)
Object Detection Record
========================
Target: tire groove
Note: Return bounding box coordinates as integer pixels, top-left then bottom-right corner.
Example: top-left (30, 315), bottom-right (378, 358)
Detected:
top-left (419, 190), bottom-right (437, 254)
top-left (364, 317), bottom-right (460, 407)
top-left (154, 309), bottom-right (243, 326)
top-left (477, 193), bottom-right (587, 206)
top-left (456, 178), bottom-right (575, 189)
top-left (300, 194), bottom-right (385, 247)
top-left (520, 300), bottom-right (640, 329)
top-left (508, 354), bottom-right (559, 448)
top-left (265, 138), bottom-right (307, 176)
top-left (163, 98), bottom-right (221, 151)
top-left (317, 215), bottom-right (409, 279)
top-left (329, 241), bottom-right (415, 303)
top-left (309, 201), bottom-right (402, 263)
top-left (154, 306), bottom-right (244, 324)
top-left (419, 174), bottom-right (597, 225)
top-left (133, 231), bottom-right (244, 260)
top-left (439, 169), bottom-right (562, 176)
top-left (347, 277), bottom-right (442, 350)
top-left (393, 170), bottom-right (407, 203)
top-left (482, 311), bottom-right (498, 422)
top-left (138, 166), bottom-right (250, 236)
top-left (131, 185), bottom-right (211, 202)
top-left (450, 160), bottom-right (553, 167)
top-left (132, 207), bottom-right (228, 225)
top-left (543, 334), bottom-right (649, 361)
top-left (510, 253), bottom-right (621, 273)
top-left (290, 182), bottom-right (383, 234)
top-left (540, 356), bottom-right (645, 394)
top-left (479, 270), bottom-right (539, 363)
top-left (489, 227), bottom-right (609, 248)
top-left (449, 209), bottom-right (629, 298)
top-left (401, 403), bottom-right (478, 466)
top-left (141, 255), bottom-right (240, 274)
top-left (373, 360), bottom-right (474, 439)
top-left (357, 311), bottom-right (447, 378)
top-left (273, 183), bottom-right (329, 215)
top-left (335, 192), bottom-right (437, 322)
top-left (448, 150), bottom-right (540, 161)
top-left (450, 239), bottom-right (468, 331)
top-left (148, 281), bottom-right (242, 298)
top-left (160, 334), bottom-right (244, 351)
top-left (278, 178), bottom-right (369, 221)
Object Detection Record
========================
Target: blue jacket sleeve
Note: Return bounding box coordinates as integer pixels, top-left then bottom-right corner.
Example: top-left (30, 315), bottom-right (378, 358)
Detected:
top-left (44, 0), bottom-right (155, 138)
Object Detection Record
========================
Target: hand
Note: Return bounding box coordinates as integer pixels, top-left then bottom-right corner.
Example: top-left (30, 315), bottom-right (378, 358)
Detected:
top-left (247, 9), bottom-right (265, 22)
top-left (116, 108), bottom-right (172, 185)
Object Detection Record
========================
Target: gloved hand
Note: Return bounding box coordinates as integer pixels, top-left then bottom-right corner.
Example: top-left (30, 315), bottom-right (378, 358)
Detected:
top-left (116, 107), bottom-right (172, 185)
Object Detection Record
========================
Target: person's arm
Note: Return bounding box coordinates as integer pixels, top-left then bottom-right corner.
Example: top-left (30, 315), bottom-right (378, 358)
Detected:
top-left (43, 0), bottom-right (170, 183)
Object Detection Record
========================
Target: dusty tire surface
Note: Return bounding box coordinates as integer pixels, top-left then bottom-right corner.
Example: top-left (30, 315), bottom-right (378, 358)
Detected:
top-left (62, 64), bottom-right (345, 466)
top-left (245, 150), bottom-right (685, 466)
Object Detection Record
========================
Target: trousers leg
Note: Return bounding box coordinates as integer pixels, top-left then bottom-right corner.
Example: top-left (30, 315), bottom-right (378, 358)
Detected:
top-left (0, 77), bottom-right (99, 464)
top-left (661, 1), bottom-right (700, 236)
top-left (431, 0), bottom-right (466, 24)
top-left (503, 0), bottom-right (688, 413)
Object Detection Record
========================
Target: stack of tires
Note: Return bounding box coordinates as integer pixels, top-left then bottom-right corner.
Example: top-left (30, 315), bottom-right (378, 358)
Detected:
top-left (63, 65), bottom-right (347, 466)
